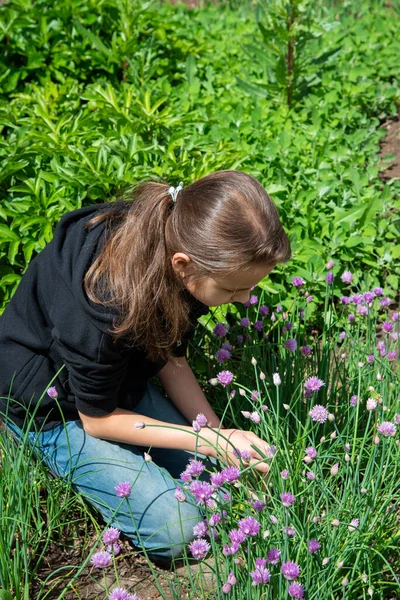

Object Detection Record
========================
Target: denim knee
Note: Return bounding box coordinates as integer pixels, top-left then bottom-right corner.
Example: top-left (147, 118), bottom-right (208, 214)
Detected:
top-left (139, 497), bottom-right (204, 561)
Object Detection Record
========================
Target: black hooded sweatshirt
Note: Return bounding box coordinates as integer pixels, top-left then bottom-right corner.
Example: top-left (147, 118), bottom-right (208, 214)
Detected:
top-left (0, 204), bottom-right (209, 432)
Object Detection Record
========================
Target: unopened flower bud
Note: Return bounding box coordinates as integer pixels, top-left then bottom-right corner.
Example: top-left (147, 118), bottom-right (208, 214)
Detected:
top-left (337, 561), bottom-right (344, 569)
top-left (360, 487), bottom-right (367, 494)
top-left (373, 435), bottom-right (380, 445)
top-left (328, 413), bottom-right (335, 422)
top-left (320, 436), bottom-right (326, 443)
top-left (283, 404), bottom-right (290, 410)
top-left (330, 430), bottom-right (337, 439)
top-left (342, 577), bottom-right (349, 586)
top-left (322, 557), bottom-right (329, 566)
top-left (361, 573), bottom-right (368, 584)
top-left (251, 357), bottom-right (257, 365)
top-left (259, 371), bottom-right (266, 381)
top-left (330, 463), bottom-right (339, 476)
top-left (144, 452), bottom-right (152, 462)
top-left (345, 453), bottom-right (350, 462)
top-left (209, 378), bottom-right (219, 386)
top-left (262, 530), bottom-right (270, 538)
top-left (303, 455), bottom-right (313, 464)
top-left (344, 443), bottom-right (350, 452)
top-left (367, 587), bottom-right (373, 597)
top-left (273, 372), bottom-right (281, 386)
top-left (376, 372), bottom-right (382, 381)
top-left (331, 519), bottom-right (340, 526)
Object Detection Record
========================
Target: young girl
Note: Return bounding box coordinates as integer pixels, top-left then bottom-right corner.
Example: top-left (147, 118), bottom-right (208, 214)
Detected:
top-left (0, 169), bottom-right (291, 568)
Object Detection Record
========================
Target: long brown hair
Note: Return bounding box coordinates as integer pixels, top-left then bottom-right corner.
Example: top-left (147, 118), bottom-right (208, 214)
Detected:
top-left (83, 170), bottom-right (291, 365)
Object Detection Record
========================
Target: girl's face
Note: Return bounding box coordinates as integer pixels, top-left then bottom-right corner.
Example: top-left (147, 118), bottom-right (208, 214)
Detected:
top-left (172, 255), bottom-right (275, 307)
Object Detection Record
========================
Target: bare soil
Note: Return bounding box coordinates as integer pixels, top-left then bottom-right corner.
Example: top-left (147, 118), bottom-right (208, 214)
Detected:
top-left (378, 108), bottom-right (400, 182)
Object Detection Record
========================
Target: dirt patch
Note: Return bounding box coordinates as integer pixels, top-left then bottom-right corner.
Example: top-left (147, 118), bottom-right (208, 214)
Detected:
top-left (378, 108), bottom-right (400, 181)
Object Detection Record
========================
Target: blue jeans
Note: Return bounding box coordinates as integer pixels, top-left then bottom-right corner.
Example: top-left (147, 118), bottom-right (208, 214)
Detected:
top-left (5, 381), bottom-right (216, 563)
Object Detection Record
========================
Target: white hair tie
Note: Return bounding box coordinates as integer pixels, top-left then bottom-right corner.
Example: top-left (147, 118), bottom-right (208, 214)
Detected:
top-left (166, 182), bottom-right (183, 204)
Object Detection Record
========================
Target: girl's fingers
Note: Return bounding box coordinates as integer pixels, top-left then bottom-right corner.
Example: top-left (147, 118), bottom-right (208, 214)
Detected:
top-left (249, 457), bottom-right (270, 474)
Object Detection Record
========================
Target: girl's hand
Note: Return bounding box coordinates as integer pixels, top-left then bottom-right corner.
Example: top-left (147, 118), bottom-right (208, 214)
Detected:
top-left (211, 428), bottom-right (271, 474)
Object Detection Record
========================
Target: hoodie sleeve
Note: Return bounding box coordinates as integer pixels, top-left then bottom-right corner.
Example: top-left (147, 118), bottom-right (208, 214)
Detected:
top-left (52, 321), bottom-right (129, 417)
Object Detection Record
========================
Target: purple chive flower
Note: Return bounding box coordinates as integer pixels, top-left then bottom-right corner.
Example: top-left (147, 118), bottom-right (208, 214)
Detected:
top-left (339, 331), bottom-right (346, 340)
top-left (283, 526), bottom-right (296, 537)
top-left (341, 271), bottom-right (353, 284)
top-left (380, 297), bottom-right (391, 307)
top-left (195, 413), bottom-right (208, 428)
top-left (363, 291), bottom-right (375, 303)
top-left (308, 539), bottom-right (321, 554)
top-left (106, 543), bottom-right (121, 555)
top-left (108, 588), bottom-right (139, 600)
top-left (284, 338), bottom-right (298, 352)
top-left (292, 277), bottom-right (305, 288)
top-left (222, 583), bottom-right (231, 594)
top-left (180, 470), bottom-right (192, 483)
top-left (189, 481), bottom-right (214, 504)
top-left (373, 287), bottom-right (383, 296)
top-left (217, 370), bottom-right (234, 386)
top-left (192, 420), bottom-right (201, 433)
top-left (229, 528), bottom-right (247, 545)
top-left (250, 559), bottom-right (271, 585)
top-left (367, 355), bottom-right (375, 363)
top-left (252, 500), bottom-right (266, 512)
top-left (102, 527), bottom-right (121, 545)
top-left (276, 305), bottom-right (283, 313)
top-left (221, 466), bottom-right (241, 483)
top-left (357, 305), bottom-right (369, 316)
top-left (266, 548), bottom-right (281, 565)
top-left (387, 351), bottom-right (397, 361)
top-left (326, 272), bottom-right (334, 285)
top-left (236, 335), bottom-right (244, 344)
top-left (281, 469), bottom-right (289, 480)
top-left (280, 492), bottom-right (296, 507)
top-left (250, 390), bottom-right (260, 401)
top-left (309, 405), bottom-right (329, 423)
top-left (260, 305), bottom-right (269, 317)
top-left (351, 293), bottom-right (363, 305)
top-left (288, 582), bottom-right (305, 598)
top-left (249, 295), bottom-right (258, 305)
top-left (210, 472), bottom-right (225, 488)
top-left (213, 323), bottom-right (228, 337)
top-left (240, 317), bottom-right (251, 328)
top-left (238, 516), bottom-right (261, 537)
top-left (222, 341), bottom-right (233, 351)
top-left (281, 561), bottom-right (301, 580)
top-left (306, 471), bottom-right (316, 480)
top-left (304, 376), bottom-right (325, 392)
top-left (193, 520), bottom-right (208, 538)
top-left (47, 386), bottom-right (58, 399)
top-left (250, 411), bottom-right (261, 424)
top-left (306, 295), bottom-right (313, 303)
top-left (392, 312), bottom-right (398, 322)
top-left (376, 422), bottom-right (396, 437)
top-left (350, 394), bottom-right (358, 406)
top-left (340, 296), bottom-right (351, 305)
top-left (174, 486), bottom-right (186, 502)
top-left (91, 550), bottom-right (112, 568)
top-left (382, 321), bottom-right (393, 333)
top-left (394, 414), bottom-right (400, 425)
top-left (326, 259), bottom-right (335, 270)
top-left (188, 538), bottom-right (210, 560)
top-left (115, 482), bottom-right (131, 498)
top-left (186, 459), bottom-right (206, 477)
top-left (301, 345), bottom-right (312, 356)
top-left (305, 446), bottom-right (317, 459)
top-left (216, 348), bottom-right (231, 363)
top-left (254, 320), bottom-right (263, 332)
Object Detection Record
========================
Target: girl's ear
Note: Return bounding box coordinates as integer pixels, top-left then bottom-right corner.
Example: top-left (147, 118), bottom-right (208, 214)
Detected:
top-left (171, 252), bottom-right (193, 278)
